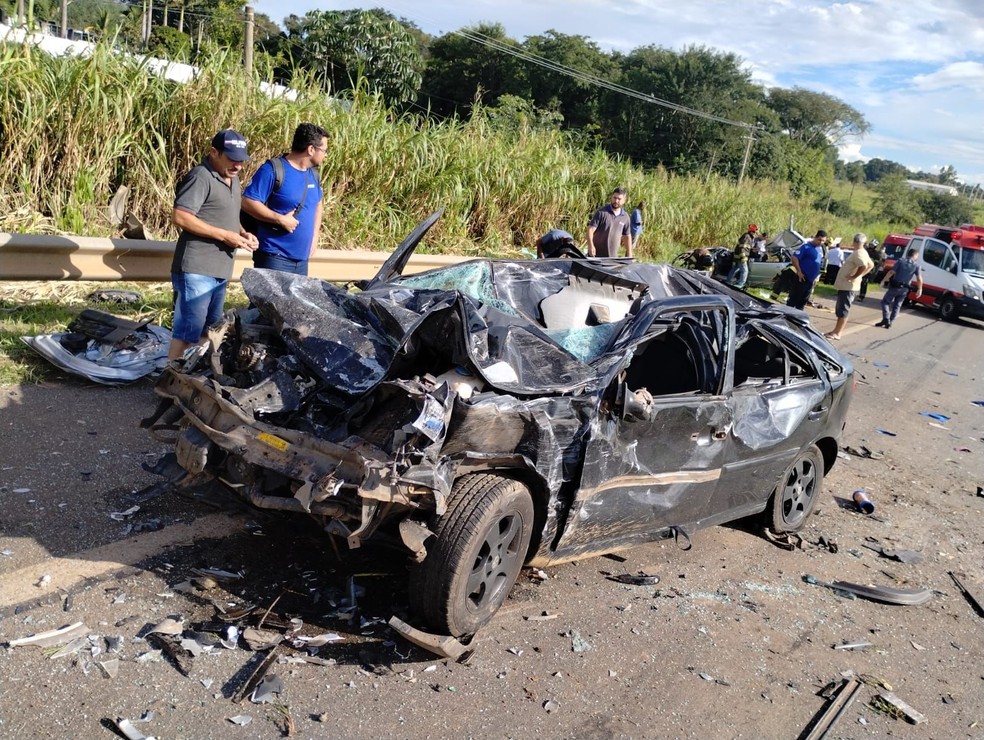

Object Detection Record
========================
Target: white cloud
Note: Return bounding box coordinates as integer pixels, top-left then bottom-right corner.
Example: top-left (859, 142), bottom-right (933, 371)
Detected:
top-left (912, 61), bottom-right (984, 94)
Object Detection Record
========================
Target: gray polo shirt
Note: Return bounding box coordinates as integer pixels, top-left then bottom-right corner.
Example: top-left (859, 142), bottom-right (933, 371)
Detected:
top-left (588, 205), bottom-right (630, 258)
top-left (171, 159), bottom-right (242, 279)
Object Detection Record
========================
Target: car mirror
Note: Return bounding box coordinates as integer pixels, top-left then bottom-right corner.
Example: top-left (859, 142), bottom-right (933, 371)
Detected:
top-left (620, 384), bottom-right (654, 422)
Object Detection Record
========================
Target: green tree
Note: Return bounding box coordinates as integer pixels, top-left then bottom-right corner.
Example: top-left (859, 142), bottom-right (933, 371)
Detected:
top-left (282, 9), bottom-right (422, 104)
top-left (419, 23), bottom-right (529, 118)
top-left (863, 157), bottom-right (909, 182)
top-left (936, 164), bottom-right (958, 186)
top-left (845, 160), bottom-right (866, 208)
top-left (917, 191), bottom-right (972, 225)
top-left (520, 30), bottom-right (618, 132)
top-left (147, 24), bottom-right (191, 60)
top-left (766, 87), bottom-right (869, 149)
top-left (608, 45), bottom-right (772, 176)
top-left (873, 174), bottom-right (924, 225)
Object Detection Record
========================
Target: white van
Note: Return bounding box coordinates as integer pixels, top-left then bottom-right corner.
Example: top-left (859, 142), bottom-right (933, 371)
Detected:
top-left (906, 227), bottom-right (984, 322)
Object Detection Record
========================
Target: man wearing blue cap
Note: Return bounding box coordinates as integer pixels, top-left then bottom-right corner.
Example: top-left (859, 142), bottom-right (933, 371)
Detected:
top-left (168, 129), bottom-right (259, 361)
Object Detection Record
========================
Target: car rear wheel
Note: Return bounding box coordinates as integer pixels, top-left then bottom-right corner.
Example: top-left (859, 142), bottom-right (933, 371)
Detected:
top-left (938, 296), bottom-right (959, 322)
top-left (767, 444), bottom-right (824, 532)
top-left (409, 474), bottom-right (534, 637)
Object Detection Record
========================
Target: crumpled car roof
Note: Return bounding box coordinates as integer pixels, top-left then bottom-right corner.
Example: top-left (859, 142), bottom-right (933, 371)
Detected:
top-left (242, 254), bottom-right (815, 400)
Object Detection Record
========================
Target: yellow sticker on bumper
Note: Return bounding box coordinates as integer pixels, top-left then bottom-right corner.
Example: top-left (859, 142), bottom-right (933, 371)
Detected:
top-left (257, 432), bottom-right (289, 451)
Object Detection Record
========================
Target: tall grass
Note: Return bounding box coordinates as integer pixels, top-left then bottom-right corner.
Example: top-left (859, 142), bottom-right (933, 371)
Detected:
top-left (0, 40), bottom-right (867, 262)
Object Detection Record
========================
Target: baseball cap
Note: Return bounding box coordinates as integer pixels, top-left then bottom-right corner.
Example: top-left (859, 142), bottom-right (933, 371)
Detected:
top-left (211, 129), bottom-right (251, 162)
top-left (748, 224), bottom-right (758, 232)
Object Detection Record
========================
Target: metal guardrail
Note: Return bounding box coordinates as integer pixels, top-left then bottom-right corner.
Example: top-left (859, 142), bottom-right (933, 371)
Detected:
top-left (0, 233), bottom-right (467, 282)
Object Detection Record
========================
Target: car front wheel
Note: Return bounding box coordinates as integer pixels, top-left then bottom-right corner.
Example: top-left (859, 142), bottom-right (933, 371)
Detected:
top-left (938, 296), bottom-right (959, 322)
top-left (767, 444), bottom-right (824, 532)
top-left (409, 474), bottom-right (534, 637)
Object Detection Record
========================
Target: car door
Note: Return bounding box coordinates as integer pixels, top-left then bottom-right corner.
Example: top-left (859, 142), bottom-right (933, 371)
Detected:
top-left (717, 321), bottom-right (832, 517)
top-left (553, 299), bottom-right (735, 556)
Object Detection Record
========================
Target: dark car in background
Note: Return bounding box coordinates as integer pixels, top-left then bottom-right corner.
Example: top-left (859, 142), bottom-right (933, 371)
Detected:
top-left (146, 212), bottom-right (855, 637)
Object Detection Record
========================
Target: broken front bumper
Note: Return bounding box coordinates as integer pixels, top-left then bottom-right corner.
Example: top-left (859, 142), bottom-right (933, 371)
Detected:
top-left (152, 368), bottom-right (446, 550)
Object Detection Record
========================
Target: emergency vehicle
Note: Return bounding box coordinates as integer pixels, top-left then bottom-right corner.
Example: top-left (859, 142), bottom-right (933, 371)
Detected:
top-left (873, 233), bottom-right (911, 282)
top-left (905, 223), bottom-right (984, 322)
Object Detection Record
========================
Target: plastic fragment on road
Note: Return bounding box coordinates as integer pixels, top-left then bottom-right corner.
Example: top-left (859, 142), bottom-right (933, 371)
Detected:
top-left (388, 616), bottom-right (472, 661)
top-left (8, 621), bottom-right (88, 648)
top-left (543, 699), bottom-right (560, 713)
top-left (919, 412), bottom-right (951, 422)
top-left (875, 428), bottom-right (897, 436)
top-left (943, 370), bottom-right (959, 376)
top-left (109, 505), bottom-right (140, 521)
top-left (569, 630), bottom-right (592, 652)
top-left (147, 616), bottom-right (184, 636)
top-left (249, 674), bottom-right (284, 704)
top-left (949, 572), bottom-right (984, 618)
top-left (971, 400), bottom-right (984, 407)
top-left (114, 718), bottom-right (157, 740)
top-left (872, 692), bottom-right (926, 724)
top-left (816, 578), bottom-right (932, 605)
top-left (293, 632), bottom-right (344, 647)
top-left (872, 362), bottom-right (889, 368)
top-left (852, 489), bottom-right (875, 514)
top-left (832, 641), bottom-right (872, 650)
top-left (97, 658), bottom-right (120, 678)
top-left (227, 715), bottom-right (253, 726)
top-left (611, 572), bottom-right (660, 586)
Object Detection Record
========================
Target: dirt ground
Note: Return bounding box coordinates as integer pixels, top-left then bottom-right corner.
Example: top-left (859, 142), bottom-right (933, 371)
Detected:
top-left (1, 295), bottom-right (983, 740)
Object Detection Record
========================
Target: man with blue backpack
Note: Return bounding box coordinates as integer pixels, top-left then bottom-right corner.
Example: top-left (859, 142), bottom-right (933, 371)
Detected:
top-left (242, 123), bottom-right (329, 275)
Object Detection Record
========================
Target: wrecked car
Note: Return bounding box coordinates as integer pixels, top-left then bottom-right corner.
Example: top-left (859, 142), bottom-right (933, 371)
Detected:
top-left (146, 211), bottom-right (854, 637)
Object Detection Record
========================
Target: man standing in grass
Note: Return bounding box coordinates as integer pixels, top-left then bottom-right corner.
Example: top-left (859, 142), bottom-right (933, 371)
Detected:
top-left (168, 129), bottom-right (258, 361)
top-left (586, 187), bottom-right (632, 258)
top-left (824, 232), bottom-right (873, 340)
top-left (786, 230), bottom-right (826, 310)
top-left (242, 123), bottom-right (328, 276)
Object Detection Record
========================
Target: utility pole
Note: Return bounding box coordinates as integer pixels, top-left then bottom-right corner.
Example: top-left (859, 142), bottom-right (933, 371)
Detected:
top-left (60, 0), bottom-right (67, 38)
top-left (737, 127), bottom-right (755, 186)
top-left (244, 5), bottom-right (254, 75)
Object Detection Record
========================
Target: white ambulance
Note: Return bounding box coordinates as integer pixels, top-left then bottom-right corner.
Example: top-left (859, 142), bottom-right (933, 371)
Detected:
top-left (906, 224), bottom-right (984, 322)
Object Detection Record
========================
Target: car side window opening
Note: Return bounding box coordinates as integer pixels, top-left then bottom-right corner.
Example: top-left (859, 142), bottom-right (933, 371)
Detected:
top-left (623, 311), bottom-right (723, 396)
top-left (922, 240), bottom-right (948, 269)
top-left (733, 328), bottom-right (815, 388)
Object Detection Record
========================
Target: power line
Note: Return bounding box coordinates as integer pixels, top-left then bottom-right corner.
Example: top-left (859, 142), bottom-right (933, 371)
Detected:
top-left (451, 26), bottom-right (756, 132)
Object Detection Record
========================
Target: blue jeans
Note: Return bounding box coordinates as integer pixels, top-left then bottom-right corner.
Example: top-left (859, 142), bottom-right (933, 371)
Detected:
top-left (881, 286), bottom-right (908, 323)
top-left (171, 272), bottom-right (227, 342)
top-left (253, 250), bottom-right (309, 276)
top-left (727, 261), bottom-right (748, 288)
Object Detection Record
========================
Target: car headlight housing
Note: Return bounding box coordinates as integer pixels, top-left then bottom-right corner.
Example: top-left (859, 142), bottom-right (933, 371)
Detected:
top-left (962, 284), bottom-right (981, 301)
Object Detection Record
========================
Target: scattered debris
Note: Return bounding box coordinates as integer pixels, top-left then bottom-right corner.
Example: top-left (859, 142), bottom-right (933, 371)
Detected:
top-left (852, 489), bottom-right (875, 514)
top-left (242, 627), bottom-right (283, 652)
top-left (861, 542), bottom-right (923, 564)
top-left (524, 612), bottom-right (560, 622)
top-left (818, 535), bottom-right (839, 553)
top-left (803, 676), bottom-right (862, 740)
top-left (147, 616), bottom-right (184, 636)
top-left (841, 445), bottom-right (883, 460)
top-left (568, 630), bottom-right (592, 653)
top-left (7, 622), bottom-right (89, 648)
top-left (249, 674), bottom-right (283, 704)
top-left (388, 616), bottom-right (472, 661)
top-left (86, 289), bottom-right (142, 305)
top-left (919, 411), bottom-right (951, 422)
top-left (36, 574), bottom-right (51, 588)
top-left (872, 691), bottom-right (926, 724)
top-left (762, 528), bottom-right (803, 550)
top-left (109, 505), bottom-right (141, 521)
top-left (875, 428), bottom-right (897, 436)
top-left (114, 718), bottom-right (156, 740)
top-left (227, 715), bottom-right (253, 726)
top-left (97, 658), bottom-right (120, 679)
top-left (48, 637), bottom-right (89, 659)
top-left (528, 568), bottom-right (549, 581)
top-left (610, 572), bottom-right (660, 586)
top-left (949, 571), bottom-right (984, 618)
top-left (192, 567), bottom-right (243, 581)
top-left (832, 641), bottom-right (872, 651)
top-left (543, 699), bottom-right (560, 713)
top-left (233, 646), bottom-right (281, 704)
top-left (292, 633), bottom-right (344, 648)
top-left (803, 575), bottom-right (932, 605)
top-left (911, 641), bottom-right (926, 651)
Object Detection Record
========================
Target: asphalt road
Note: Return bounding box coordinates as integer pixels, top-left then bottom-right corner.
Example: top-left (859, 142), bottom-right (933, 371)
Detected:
top-left (0, 291), bottom-right (982, 739)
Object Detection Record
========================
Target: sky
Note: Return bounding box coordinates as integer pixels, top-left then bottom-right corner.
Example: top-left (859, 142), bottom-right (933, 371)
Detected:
top-left (256, 0), bottom-right (984, 186)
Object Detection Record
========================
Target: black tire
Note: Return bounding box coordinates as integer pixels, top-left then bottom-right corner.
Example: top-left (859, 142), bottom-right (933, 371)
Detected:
top-left (766, 444), bottom-right (824, 532)
top-left (409, 474), bottom-right (534, 637)
top-left (939, 296), bottom-right (959, 322)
